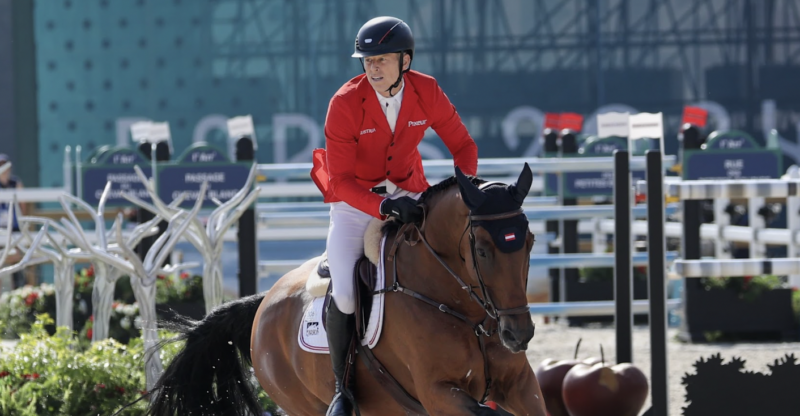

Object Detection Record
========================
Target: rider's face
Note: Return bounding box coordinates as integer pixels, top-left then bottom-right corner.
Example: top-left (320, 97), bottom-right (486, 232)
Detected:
top-left (363, 53), bottom-right (410, 97)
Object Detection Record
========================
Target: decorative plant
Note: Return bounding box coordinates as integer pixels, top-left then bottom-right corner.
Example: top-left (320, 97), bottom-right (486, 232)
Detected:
top-left (0, 315), bottom-right (280, 415)
top-left (0, 285), bottom-right (56, 339)
top-left (699, 275), bottom-right (786, 302)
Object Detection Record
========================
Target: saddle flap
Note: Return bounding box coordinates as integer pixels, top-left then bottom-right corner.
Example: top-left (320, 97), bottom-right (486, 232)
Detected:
top-left (355, 256), bottom-right (378, 293)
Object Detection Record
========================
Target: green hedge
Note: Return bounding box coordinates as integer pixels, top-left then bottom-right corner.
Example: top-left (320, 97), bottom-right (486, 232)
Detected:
top-left (0, 315), bottom-right (278, 415)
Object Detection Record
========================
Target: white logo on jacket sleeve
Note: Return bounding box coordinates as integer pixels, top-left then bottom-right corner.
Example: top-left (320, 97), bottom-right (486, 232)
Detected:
top-left (408, 119), bottom-right (427, 127)
top-left (360, 128), bottom-right (376, 135)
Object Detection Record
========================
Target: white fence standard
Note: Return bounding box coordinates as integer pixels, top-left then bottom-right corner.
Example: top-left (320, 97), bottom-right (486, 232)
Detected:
top-left (2, 154), bottom-right (679, 319)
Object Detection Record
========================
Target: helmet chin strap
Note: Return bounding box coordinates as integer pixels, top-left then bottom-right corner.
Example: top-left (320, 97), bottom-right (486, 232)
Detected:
top-left (385, 51), bottom-right (405, 97)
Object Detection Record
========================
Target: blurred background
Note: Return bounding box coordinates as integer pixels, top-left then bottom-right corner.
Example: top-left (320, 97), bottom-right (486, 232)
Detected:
top-left (2, 0), bottom-right (799, 189)
top-left (2, 0), bottom-right (800, 297)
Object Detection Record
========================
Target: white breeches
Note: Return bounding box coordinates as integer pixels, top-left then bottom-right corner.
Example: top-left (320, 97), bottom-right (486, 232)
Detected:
top-left (327, 187), bottom-right (420, 314)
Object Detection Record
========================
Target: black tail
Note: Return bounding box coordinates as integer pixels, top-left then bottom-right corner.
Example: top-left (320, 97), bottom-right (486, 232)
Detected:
top-left (145, 293), bottom-right (266, 416)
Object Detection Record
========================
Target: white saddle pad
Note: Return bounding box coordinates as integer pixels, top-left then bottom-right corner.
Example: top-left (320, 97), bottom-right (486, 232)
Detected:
top-left (298, 236), bottom-right (387, 354)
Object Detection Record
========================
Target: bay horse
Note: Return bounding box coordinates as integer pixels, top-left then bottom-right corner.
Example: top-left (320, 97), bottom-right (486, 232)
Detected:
top-left (144, 164), bottom-right (547, 415)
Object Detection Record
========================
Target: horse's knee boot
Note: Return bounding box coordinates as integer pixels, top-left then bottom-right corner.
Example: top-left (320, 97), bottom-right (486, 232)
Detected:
top-left (326, 299), bottom-right (356, 416)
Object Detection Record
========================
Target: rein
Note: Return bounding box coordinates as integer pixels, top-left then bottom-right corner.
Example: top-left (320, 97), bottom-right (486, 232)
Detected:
top-left (374, 206), bottom-right (530, 405)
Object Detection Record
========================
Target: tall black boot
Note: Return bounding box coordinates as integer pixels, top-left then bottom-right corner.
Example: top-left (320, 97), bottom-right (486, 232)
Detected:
top-left (326, 299), bottom-right (356, 416)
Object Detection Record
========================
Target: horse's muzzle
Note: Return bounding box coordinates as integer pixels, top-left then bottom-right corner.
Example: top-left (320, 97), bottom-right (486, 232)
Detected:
top-left (498, 315), bottom-right (535, 353)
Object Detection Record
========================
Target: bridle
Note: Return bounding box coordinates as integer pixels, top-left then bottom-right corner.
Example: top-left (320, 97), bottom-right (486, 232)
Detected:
top-left (459, 208), bottom-right (532, 320)
top-left (375, 203), bottom-right (532, 405)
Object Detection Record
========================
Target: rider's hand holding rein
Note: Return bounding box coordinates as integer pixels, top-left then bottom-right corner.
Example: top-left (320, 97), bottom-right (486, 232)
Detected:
top-left (380, 196), bottom-right (423, 224)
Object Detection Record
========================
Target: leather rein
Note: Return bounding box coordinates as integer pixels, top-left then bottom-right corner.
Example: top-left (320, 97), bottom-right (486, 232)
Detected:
top-left (374, 205), bottom-right (530, 407)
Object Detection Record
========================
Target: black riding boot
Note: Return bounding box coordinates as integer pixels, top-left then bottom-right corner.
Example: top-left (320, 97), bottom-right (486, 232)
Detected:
top-left (326, 299), bottom-right (356, 416)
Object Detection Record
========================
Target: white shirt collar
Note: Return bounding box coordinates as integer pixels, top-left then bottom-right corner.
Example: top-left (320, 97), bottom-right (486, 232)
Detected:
top-left (375, 78), bottom-right (404, 108)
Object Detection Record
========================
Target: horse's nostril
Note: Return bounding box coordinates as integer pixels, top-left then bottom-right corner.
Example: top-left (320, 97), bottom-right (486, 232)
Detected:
top-left (501, 329), bottom-right (518, 344)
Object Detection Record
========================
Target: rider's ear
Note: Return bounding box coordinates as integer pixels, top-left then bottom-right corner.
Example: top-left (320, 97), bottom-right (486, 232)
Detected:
top-left (455, 167), bottom-right (486, 211)
top-left (508, 163), bottom-right (532, 205)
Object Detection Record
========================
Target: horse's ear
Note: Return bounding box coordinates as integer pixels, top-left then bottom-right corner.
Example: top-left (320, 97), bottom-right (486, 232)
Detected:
top-left (509, 162), bottom-right (532, 204)
top-left (455, 166), bottom-right (486, 211)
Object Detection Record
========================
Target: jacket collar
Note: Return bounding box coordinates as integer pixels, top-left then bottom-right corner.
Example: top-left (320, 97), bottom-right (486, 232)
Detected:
top-left (359, 73), bottom-right (419, 136)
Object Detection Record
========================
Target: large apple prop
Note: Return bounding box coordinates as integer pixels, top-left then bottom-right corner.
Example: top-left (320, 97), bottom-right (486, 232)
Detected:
top-left (562, 347), bottom-right (649, 416)
top-left (534, 339), bottom-right (601, 416)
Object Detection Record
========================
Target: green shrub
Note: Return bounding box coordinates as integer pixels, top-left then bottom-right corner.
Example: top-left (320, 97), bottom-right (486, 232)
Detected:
top-left (0, 315), bottom-right (179, 415)
top-left (0, 314), bottom-right (280, 415)
top-left (1, 265), bottom-right (206, 341)
top-left (700, 275), bottom-right (785, 303)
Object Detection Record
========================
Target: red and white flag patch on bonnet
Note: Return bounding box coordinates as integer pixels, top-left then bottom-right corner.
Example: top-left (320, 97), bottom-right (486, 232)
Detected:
top-left (504, 233), bottom-right (516, 241)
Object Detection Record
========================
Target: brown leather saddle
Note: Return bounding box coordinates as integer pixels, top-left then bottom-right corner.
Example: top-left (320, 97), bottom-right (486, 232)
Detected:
top-left (319, 255), bottom-right (378, 340)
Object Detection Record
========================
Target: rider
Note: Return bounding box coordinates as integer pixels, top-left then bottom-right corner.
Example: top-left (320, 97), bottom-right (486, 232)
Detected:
top-left (310, 16), bottom-right (478, 416)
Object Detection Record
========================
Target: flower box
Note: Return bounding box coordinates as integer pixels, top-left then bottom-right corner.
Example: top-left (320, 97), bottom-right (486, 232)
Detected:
top-left (680, 285), bottom-right (799, 342)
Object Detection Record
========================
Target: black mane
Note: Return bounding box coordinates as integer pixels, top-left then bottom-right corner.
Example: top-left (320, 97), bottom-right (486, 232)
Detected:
top-left (381, 174), bottom-right (486, 236)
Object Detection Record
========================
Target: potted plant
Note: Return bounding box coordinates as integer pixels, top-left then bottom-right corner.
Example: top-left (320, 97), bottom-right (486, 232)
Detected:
top-left (680, 275), bottom-right (799, 342)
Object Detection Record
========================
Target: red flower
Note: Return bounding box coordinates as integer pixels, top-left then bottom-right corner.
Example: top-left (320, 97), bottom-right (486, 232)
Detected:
top-left (24, 292), bottom-right (39, 306)
top-left (112, 302), bottom-right (120, 309)
top-left (743, 276), bottom-right (753, 286)
top-left (22, 373), bottom-right (39, 380)
top-left (0, 371), bottom-right (10, 378)
top-left (157, 275), bottom-right (166, 280)
top-left (86, 328), bottom-right (93, 340)
top-left (180, 272), bottom-right (190, 280)
top-left (89, 315), bottom-right (94, 322)
top-left (94, 383), bottom-right (106, 393)
top-left (116, 386), bottom-right (125, 394)
top-left (87, 265), bottom-right (94, 277)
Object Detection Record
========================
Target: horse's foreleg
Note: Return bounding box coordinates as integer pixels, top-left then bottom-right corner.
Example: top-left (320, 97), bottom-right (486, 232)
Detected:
top-left (417, 383), bottom-right (505, 416)
top-left (493, 366), bottom-right (548, 416)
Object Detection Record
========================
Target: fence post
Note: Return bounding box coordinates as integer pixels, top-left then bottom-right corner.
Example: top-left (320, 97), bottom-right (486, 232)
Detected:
top-left (561, 130), bottom-right (579, 323)
top-left (679, 125), bottom-right (704, 342)
top-left (544, 129), bottom-right (561, 306)
top-left (646, 150), bottom-right (668, 416)
top-left (236, 136), bottom-right (258, 297)
top-left (613, 150), bottom-right (633, 364)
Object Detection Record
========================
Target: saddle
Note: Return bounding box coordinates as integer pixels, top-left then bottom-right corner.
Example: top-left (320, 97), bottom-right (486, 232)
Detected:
top-left (318, 254), bottom-right (379, 340)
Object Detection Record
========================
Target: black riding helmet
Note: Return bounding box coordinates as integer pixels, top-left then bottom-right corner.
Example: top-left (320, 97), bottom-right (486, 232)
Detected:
top-left (352, 16), bottom-right (415, 97)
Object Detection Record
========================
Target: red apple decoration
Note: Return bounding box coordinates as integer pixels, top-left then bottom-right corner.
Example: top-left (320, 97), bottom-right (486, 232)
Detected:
top-left (562, 351), bottom-right (649, 416)
top-left (534, 339), bottom-right (601, 416)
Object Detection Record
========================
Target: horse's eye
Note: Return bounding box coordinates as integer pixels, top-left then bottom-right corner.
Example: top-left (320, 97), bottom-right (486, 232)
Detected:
top-left (476, 248), bottom-right (487, 258)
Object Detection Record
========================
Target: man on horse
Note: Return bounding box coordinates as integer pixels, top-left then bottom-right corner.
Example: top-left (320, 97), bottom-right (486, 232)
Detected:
top-left (310, 15), bottom-right (478, 416)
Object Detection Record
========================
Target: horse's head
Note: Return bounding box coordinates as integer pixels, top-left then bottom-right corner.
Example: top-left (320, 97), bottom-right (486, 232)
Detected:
top-left (447, 163), bottom-right (535, 353)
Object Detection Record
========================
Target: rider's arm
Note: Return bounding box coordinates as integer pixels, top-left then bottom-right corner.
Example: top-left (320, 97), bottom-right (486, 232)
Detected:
top-left (428, 81), bottom-right (478, 176)
top-left (325, 95), bottom-right (387, 219)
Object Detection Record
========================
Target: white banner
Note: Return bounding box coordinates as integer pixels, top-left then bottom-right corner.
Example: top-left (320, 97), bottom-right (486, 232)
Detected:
top-left (596, 112), bottom-right (630, 138)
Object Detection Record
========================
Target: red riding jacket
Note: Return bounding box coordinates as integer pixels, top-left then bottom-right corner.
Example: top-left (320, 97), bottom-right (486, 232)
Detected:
top-left (311, 70), bottom-right (478, 218)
